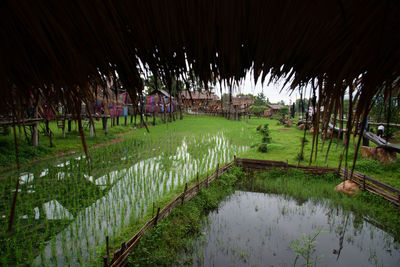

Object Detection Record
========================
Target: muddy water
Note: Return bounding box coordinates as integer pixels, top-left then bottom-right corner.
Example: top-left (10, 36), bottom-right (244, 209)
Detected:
top-left (182, 191), bottom-right (400, 267)
top-left (32, 132), bottom-right (248, 266)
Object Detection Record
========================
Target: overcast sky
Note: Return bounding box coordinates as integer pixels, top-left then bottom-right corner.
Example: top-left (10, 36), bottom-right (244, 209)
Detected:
top-left (213, 71), bottom-right (301, 105)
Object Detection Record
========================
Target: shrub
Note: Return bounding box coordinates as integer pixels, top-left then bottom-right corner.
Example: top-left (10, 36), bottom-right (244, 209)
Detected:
top-left (258, 143), bottom-right (268, 153)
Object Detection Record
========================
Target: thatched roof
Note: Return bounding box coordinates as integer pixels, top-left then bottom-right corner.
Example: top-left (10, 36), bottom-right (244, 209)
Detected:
top-left (2, 1), bottom-right (399, 109)
top-left (232, 96), bottom-right (254, 106)
top-left (1, 1), bottom-right (400, 166)
top-left (268, 104), bottom-right (284, 110)
top-left (148, 89), bottom-right (171, 98)
top-left (179, 91), bottom-right (219, 101)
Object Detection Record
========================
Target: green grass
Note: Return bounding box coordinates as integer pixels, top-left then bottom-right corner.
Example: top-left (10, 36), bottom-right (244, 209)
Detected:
top-left (126, 167), bottom-right (400, 266)
top-left (0, 118), bottom-right (136, 167)
top-left (236, 117), bottom-right (400, 188)
top-left (0, 115), bottom-right (398, 266)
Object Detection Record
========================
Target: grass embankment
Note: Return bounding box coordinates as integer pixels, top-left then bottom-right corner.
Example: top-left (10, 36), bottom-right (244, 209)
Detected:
top-left (127, 167), bottom-right (400, 266)
top-left (239, 117), bottom-right (400, 188)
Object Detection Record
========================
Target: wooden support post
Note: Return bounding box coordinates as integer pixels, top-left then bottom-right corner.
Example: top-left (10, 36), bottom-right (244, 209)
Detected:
top-left (62, 120), bottom-right (66, 138)
top-left (68, 119), bottom-right (72, 132)
top-left (181, 183), bottom-right (188, 204)
top-left (153, 112), bottom-right (156, 126)
top-left (363, 175), bottom-right (366, 190)
top-left (117, 116), bottom-right (120, 125)
top-left (154, 207), bottom-right (160, 226)
top-left (32, 122), bottom-right (38, 147)
top-left (90, 121), bottom-right (94, 137)
top-left (124, 116), bottom-right (127, 126)
top-left (104, 118), bottom-right (108, 135)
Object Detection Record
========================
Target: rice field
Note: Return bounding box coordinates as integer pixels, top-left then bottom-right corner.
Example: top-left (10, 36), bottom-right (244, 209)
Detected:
top-left (0, 116), bottom-right (252, 266)
top-left (1, 115), bottom-right (399, 266)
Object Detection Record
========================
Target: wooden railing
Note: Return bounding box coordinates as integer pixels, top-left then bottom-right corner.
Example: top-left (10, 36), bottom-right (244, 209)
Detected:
top-left (104, 158), bottom-right (399, 266)
top-left (339, 168), bottom-right (400, 206)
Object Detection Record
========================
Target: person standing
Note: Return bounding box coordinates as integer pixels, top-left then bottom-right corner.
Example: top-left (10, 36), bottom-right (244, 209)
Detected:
top-left (377, 124), bottom-right (384, 138)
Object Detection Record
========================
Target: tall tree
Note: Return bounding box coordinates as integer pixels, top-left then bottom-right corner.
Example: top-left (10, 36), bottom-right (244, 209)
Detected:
top-left (254, 92), bottom-right (267, 106)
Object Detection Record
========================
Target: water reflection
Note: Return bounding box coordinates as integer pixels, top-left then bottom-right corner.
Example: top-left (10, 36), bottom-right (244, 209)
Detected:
top-left (180, 191), bottom-right (400, 267)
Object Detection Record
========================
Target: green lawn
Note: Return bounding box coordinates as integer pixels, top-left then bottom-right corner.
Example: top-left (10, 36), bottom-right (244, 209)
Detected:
top-left (1, 114), bottom-right (399, 187)
top-left (0, 117), bottom-right (164, 167)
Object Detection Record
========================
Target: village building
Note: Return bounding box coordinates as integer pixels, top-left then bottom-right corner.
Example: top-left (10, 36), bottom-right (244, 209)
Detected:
top-left (267, 104), bottom-right (284, 115)
top-left (232, 96), bottom-right (254, 111)
top-left (179, 91), bottom-right (220, 112)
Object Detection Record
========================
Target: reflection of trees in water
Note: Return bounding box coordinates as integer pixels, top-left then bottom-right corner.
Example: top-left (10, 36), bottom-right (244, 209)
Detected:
top-left (331, 211), bottom-right (350, 261)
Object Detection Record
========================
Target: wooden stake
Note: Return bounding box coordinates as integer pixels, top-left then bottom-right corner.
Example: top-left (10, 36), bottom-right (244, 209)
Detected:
top-left (8, 122), bottom-right (20, 232)
top-left (121, 242), bottom-right (127, 253)
top-left (103, 255), bottom-right (109, 267)
top-left (363, 175), bottom-right (366, 191)
top-left (216, 164), bottom-right (219, 179)
top-left (196, 172), bottom-right (200, 191)
top-left (154, 207), bottom-right (160, 226)
top-left (181, 183), bottom-right (188, 204)
top-left (337, 154), bottom-right (343, 176)
top-left (106, 235), bottom-right (110, 262)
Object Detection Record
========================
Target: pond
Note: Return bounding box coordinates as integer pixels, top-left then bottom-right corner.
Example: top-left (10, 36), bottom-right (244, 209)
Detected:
top-left (180, 191), bottom-right (400, 267)
top-left (0, 130), bottom-right (249, 266)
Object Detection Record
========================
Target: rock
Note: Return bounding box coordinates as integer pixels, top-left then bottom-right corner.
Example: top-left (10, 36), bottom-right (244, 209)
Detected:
top-left (297, 124), bottom-right (305, 130)
top-left (285, 120), bottom-right (293, 127)
top-left (361, 146), bottom-right (376, 160)
top-left (334, 180), bottom-right (359, 195)
top-left (309, 127), bottom-right (314, 134)
top-left (360, 146), bottom-right (397, 164)
top-left (322, 129), bottom-right (332, 140)
top-left (377, 148), bottom-right (397, 164)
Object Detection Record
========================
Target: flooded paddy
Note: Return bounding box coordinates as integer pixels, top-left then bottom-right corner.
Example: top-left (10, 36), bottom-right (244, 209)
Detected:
top-left (180, 189), bottom-right (400, 267)
top-left (0, 129), bottom-right (250, 266)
